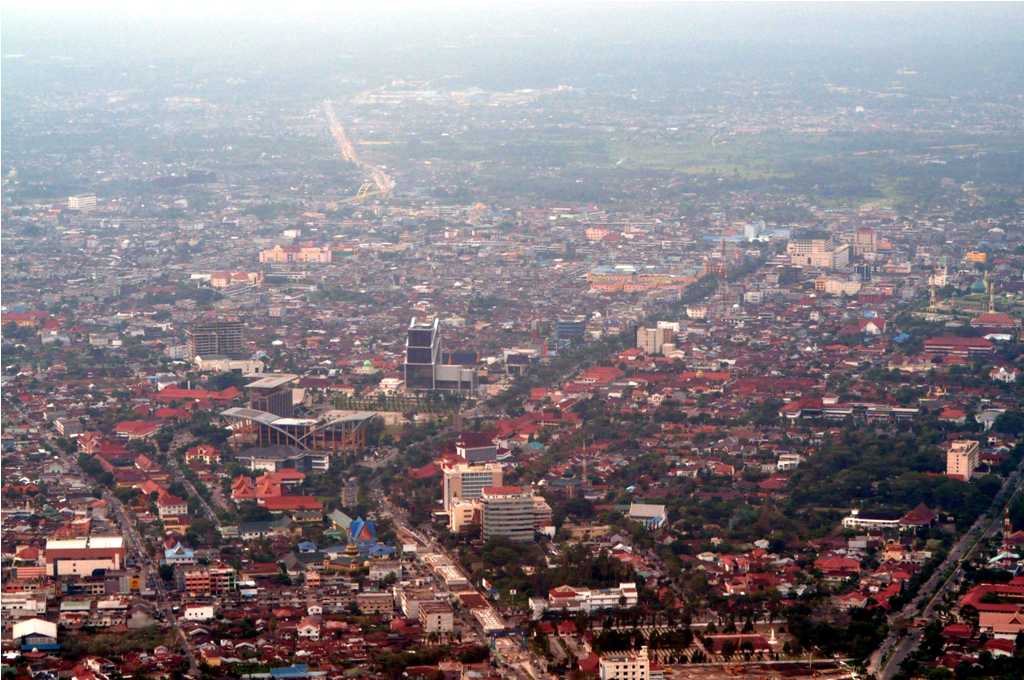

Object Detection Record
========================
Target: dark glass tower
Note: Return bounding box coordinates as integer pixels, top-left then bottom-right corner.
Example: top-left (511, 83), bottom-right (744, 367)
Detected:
top-left (404, 317), bottom-right (440, 390)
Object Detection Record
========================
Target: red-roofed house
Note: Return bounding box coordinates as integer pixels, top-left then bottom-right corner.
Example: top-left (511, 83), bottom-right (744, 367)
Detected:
top-left (815, 555), bottom-right (861, 580)
top-left (260, 496), bottom-right (323, 512)
top-left (577, 366), bottom-right (624, 386)
top-left (114, 420), bottom-right (161, 440)
top-left (154, 386), bottom-right (241, 404)
top-left (924, 336), bottom-right (995, 357)
top-left (185, 444), bottom-right (221, 466)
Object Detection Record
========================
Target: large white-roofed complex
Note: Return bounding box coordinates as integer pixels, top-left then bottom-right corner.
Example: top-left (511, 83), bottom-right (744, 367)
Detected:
top-left (221, 407), bottom-right (376, 453)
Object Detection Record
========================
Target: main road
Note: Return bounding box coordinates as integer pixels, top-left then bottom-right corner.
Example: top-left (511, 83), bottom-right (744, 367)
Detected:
top-left (375, 492), bottom-right (551, 680)
top-left (60, 442), bottom-right (201, 677)
top-left (870, 457), bottom-right (1024, 679)
top-left (322, 100), bottom-right (395, 198)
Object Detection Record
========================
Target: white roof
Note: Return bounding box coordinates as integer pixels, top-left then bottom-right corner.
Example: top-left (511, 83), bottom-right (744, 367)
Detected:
top-left (272, 418), bottom-right (317, 426)
top-left (472, 608), bottom-right (505, 632)
top-left (628, 503), bottom-right (666, 518)
top-left (13, 618), bottom-right (57, 640)
top-left (45, 536), bottom-right (123, 550)
top-left (246, 374), bottom-right (298, 390)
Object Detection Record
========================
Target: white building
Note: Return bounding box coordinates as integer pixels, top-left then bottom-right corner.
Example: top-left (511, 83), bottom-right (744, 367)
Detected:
top-left (628, 503), bottom-right (667, 529)
top-left (418, 601), bottom-right (454, 634)
top-left (947, 439), bottom-right (980, 481)
top-left (480, 486), bottom-right (536, 542)
top-left (448, 497), bottom-right (481, 532)
top-left (776, 453), bottom-right (803, 471)
top-left (194, 355), bottom-right (265, 376)
top-left (297, 616), bottom-right (322, 640)
top-left (396, 587), bottom-right (438, 618)
top-left (841, 509), bottom-right (900, 531)
top-left (368, 560), bottom-right (403, 582)
top-left (67, 193), bottom-right (97, 211)
top-left (183, 604), bottom-right (214, 622)
top-left (787, 232), bottom-right (849, 270)
top-left (12, 618), bottom-right (58, 650)
top-left (544, 582), bottom-right (639, 616)
top-left (442, 462), bottom-right (503, 512)
top-left (599, 646), bottom-right (650, 680)
top-left (636, 326), bottom-right (672, 355)
top-left (44, 536), bottom-right (125, 577)
top-left (2, 595), bottom-right (48, 620)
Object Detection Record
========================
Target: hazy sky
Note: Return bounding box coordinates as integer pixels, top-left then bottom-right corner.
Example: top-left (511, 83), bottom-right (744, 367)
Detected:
top-left (5, 2), bottom-right (1024, 49)
top-left (4, 2), bottom-right (1023, 95)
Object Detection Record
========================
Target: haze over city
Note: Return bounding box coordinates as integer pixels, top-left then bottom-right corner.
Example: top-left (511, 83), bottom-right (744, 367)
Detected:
top-left (3, 3), bottom-right (1024, 680)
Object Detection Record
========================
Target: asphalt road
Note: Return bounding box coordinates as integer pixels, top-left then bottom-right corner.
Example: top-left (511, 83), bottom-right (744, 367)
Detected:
top-left (870, 457), bottom-right (1024, 679)
top-left (60, 441), bottom-right (200, 677)
top-left (377, 493), bottom-right (551, 679)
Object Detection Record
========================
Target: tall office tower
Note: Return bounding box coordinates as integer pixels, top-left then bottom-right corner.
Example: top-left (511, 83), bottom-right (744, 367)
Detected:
top-left (555, 316), bottom-right (587, 349)
top-left (404, 317), bottom-right (441, 390)
top-left (853, 227), bottom-right (878, 256)
top-left (636, 326), bottom-right (672, 355)
top-left (442, 462), bottom-right (503, 512)
top-left (187, 319), bottom-right (244, 359)
top-left (403, 317), bottom-right (477, 392)
top-left (246, 374), bottom-right (298, 417)
top-left (480, 486), bottom-right (535, 542)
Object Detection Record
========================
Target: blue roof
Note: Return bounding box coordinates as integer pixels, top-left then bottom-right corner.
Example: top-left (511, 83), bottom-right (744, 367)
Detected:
top-left (22, 643), bottom-right (60, 652)
top-left (349, 517), bottom-right (377, 544)
top-left (271, 664), bottom-right (310, 679)
top-left (366, 544), bottom-right (396, 558)
top-left (164, 545), bottom-right (194, 558)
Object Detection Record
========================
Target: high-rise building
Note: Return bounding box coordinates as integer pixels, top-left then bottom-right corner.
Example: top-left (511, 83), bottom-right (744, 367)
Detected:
top-left (636, 326), bottom-right (672, 355)
top-left (341, 477), bottom-right (360, 508)
top-left (786, 230), bottom-right (849, 269)
top-left (403, 317), bottom-right (477, 392)
top-left (245, 373), bottom-right (298, 417)
top-left (480, 486), bottom-right (535, 542)
top-left (405, 317), bottom-right (441, 390)
top-left (853, 227), bottom-right (878, 256)
top-left (455, 431), bottom-right (498, 463)
top-left (555, 316), bottom-right (587, 349)
top-left (599, 646), bottom-right (650, 680)
top-left (449, 498), bottom-right (482, 533)
top-left (947, 440), bottom-right (980, 481)
top-left (442, 462), bottom-right (503, 512)
top-left (743, 220), bottom-right (765, 242)
top-left (187, 319), bottom-right (244, 359)
top-left (67, 193), bottom-right (97, 211)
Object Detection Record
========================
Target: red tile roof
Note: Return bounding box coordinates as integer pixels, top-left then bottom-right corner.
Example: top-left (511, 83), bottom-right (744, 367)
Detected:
top-left (482, 485), bottom-right (524, 495)
top-left (114, 420), bottom-right (161, 436)
top-left (260, 496), bottom-right (323, 511)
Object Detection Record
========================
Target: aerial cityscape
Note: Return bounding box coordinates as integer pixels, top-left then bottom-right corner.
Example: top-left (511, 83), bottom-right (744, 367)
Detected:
top-left (2, 3), bottom-right (1024, 679)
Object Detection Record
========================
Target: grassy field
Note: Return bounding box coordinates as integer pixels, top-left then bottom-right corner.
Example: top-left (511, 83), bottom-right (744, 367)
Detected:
top-left (605, 131), bottom-right (800, 179)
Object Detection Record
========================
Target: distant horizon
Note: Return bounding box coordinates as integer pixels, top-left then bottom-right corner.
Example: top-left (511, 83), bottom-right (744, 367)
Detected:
top-left (4, 1), bottom-right (1022, 98)
top-left (4, 2), bottom-right (1024, 50)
